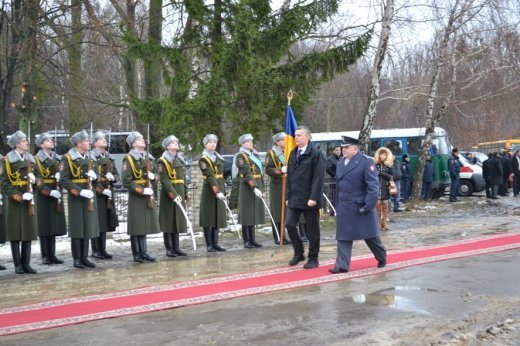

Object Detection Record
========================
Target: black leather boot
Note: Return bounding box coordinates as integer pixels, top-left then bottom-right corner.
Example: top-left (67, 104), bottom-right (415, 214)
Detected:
top-left (139, 235), bottom-right (156, 262)
top-left (211, 228), bottom-right (226, 251)
top-left (299, 223), bottom-right (309, 242)
top-left (163, 232), bottom-right (177, 257)
top-left (130, 235), bottom-right (143, 263)
top-left (21, 241), bottom-right (37, 274)
top-left (204, 228), bottom-right (216, 252)
top-left (91, 235), bottom-right (105, 259)
top-left (242, 226), bottom-right (254, 248)
top-left (81, 238), bottom-right (96, 268)
top-left (40, 236), bottom-right (51, 265)
top-left (0, 263), bottom-right (5, 270)
top-left (11, 241), bottom-right (24, 274)
top-left (48, 236), bottom-right (64, 264)
top-left (72, 238), bottom-right (84, 268)
top-left (172, 232), bottom-right (188, 256)
top-left (249, 226), bottom-right (263, 248)
top-left (99, 232), bottom-right (113, 259)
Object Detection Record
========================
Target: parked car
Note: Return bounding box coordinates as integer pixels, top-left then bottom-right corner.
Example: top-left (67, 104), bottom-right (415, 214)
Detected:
top-left (457, 154), bottom-right (486, 196)
top-left (460, 151), bottom-right (488, 166)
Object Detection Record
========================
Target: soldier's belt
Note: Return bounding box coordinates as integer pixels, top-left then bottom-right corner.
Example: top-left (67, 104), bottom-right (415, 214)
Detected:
top-left (239, 174), bottom-right (262, 179)
top-left (133, 179), bottom-right (147, 184)
top-left (170, 179), bottom-right (185, 184)
top-left (99, 178), bottom-right (108, 182)
top-left (44, 179), bottom-right (57, 184)
top-left (203, 174), bottom-right (223, 179)
top-left (10, 181), bottom-right (27, 186)
top-left (72, 178), bottom-right (89, 183)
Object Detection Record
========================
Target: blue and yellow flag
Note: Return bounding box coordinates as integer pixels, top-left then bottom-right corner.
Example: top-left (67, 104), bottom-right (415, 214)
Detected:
top-left (284, 105), bottom-right (298, 161)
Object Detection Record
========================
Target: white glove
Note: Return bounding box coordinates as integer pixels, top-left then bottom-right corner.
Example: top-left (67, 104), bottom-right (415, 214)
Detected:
top-left (216, 192), bottom-right (225, 200)
top-left (22, 192), bottom-right (34, 201)
top-left (143, 187), bottom-right (154, 196)
top-left (28, 173), bottom-right (36, 184)
top-left (254, 188), bottom-right (263, 198)
top-left (105, 172), bottom-right (115, 181)
top-left (0, 194), bottom-right (2, 201)
top-left (147, 172), bottom-right (155, 181)
top-left (173, 195), bottom-right (182, 204)
top-left (50, 190), bottom-right (61, 199)
top-left (86, 170), bottom-right (97, 181)
top-left (102, 189), bottom-right (112, 197)
top-left (281, 166), bottom-right (287, 173)
top-left (54, 172), bottom-right (60, 181)
top-left (79, 189), bottom-right (94, 199)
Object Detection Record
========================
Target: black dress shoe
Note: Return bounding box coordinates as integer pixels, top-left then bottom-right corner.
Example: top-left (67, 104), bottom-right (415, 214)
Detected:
top-left (377, 259), bottom-right (387, 268)
top-left (328, 267), bottom-right (348, 274)
top-left (174, 249), bottom-right (188, 256)
top-left (303, 260), bottom-right (319, 269)
top-left (288, 255), bottom-right (305, 266)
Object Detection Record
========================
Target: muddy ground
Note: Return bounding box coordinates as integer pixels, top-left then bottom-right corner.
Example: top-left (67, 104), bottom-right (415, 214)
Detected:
top-left (1, 192), bottom-right (519, 345)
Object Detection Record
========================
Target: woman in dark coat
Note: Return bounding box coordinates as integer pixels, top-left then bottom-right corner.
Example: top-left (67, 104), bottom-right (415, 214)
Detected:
top-left (374, 147), bottom-right (394, 231)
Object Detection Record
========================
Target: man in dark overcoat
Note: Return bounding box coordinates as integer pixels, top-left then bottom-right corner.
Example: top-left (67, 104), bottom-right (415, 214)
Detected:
top-left (329, 136), bottom-right (387, 274)
top-left (285, 126), bottom-right (325, 269)
top-left (485, 152), bottom-right (503, 199)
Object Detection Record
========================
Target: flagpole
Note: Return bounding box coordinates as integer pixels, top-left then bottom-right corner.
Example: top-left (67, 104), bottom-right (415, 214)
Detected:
top-left (280, 89), bottom-right (293, 246)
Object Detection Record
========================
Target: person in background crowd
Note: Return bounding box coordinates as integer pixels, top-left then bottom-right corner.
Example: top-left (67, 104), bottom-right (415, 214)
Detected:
top-left (448, 148), bottom-right (462, 202)
top-left (90, 131), bottom-right (119, 260)
top-left (400, 153), bottom-right (412, 202)
top-left (482, 155), bottom-right (492, 199)
top-left (0, 155), bottom-right (8, 271)
top-left (511, 149), bottom-right (520, 197)
top-left (60, 130), bottom-right (100, 269)
top-left (421, 154), bottom-right (435, 200)
top-left (329, 136), bottom-right (387, 274)
top-left (236, 134), bottom-right (265, 249)
top-left (326, 145), bottom-right (341, 216)
top-left (374, 147), bottom-right (394, 231)
top-left (284, 126), bottom-right (325, 269)
top-left (264, 132), bottom-right (291, 245)
top-left (485, 152), bottom-right (503, 200)
top-left (1, 131), bottom-right (38, 274)
top-left (121, 132), bottom-right (160, 263)
top-left (34, 133), bottom-right (66, 265)
top-left (466, 152), bottom-right (478, 165)
top-left (498, 149), bottom-right (512, 196)
top-left (390, 157), bottom-right (402, 212)
top-left (157, 135), bottom-right (189, 257)
top-left (198, 134), bottom-right (227, 252)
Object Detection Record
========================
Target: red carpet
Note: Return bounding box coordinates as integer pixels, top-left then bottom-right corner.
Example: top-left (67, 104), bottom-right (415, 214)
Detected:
top-left (1, 233), bottom-right (519, 336)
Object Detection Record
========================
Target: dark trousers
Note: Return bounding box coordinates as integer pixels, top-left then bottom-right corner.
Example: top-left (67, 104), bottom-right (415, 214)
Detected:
top-left (285, 208), bottom-right (320, 261)
top-left (335, 237), bottom-right (386, 270)
top-left (514, 175), bottom-right (520, 196)
top-left (401, 178), bottom-right (411, 202)
top-left (485, 180), bottom-right (492, 198)
top-left (421, 181), bottom-right (432, 200)
top-left (449, 177), bottom-right (460, 198)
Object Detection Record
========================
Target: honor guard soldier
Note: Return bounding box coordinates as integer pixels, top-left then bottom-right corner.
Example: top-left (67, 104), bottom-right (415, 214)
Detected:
top-left (60, 130), bottom-right (100, 269)
top-left (0, 155), bottom-right (7, 271)
top-left (90, 131), bottom-right (119, 259)
top-left (236, 134), bottom-right (265, 248)
top-left (0, 131), bottom-right (38, 273)
top-left (122, 131), bottom-right (160, 262)
top-left (157, 135), bottom-right (188, 257)
top-left (198, 134), bottom-right (226, 252)
top-left (34, 133), bottom-right (67, 265)
top-left (265, 132), bottom-right (291, 245)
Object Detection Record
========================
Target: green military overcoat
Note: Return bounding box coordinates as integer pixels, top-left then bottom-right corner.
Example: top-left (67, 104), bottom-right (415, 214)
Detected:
top-left (92, 150), bottom-right (119, 232)
top-left (236, 151), bottom-right (265, 226)
top-left (0, 155), bottom-right (6, 243)
top-left (121, 150), bottom-right (160, 236)
top-left (34, 150), bottom-right (67, 237)
top-left (265, 148), bottom-right (284, 223)
top-left (60, 149), bottom-right (100, 239)
top-left (157, 152), bottom-right (187, 234)
top-left (0, 151), bottom-right (38, 241)
top-left (198, 152), bottom-right (227, 228)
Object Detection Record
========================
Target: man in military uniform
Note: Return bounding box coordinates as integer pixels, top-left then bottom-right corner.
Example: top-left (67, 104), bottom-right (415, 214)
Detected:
top-left (198, 134), bottom-right (227, 252)
top-left (236, 134), bottom-right (265, 248)
top-left (0, 155), bottom-right (7, 270)
top-left (34, 132), bottom-right (67, 265)
top-left (0, 131), bottom-right (38, 273)
top-left (448, 148), bottom-right (462, 202)
top-left (121, 131), bottom-right (160, 262)
top-left (329, 136), bottom-right (387, 274)
top-left (60, 130), bottom-right (100, 268)
top-left (157, 135), bottom-right (188, 257)
top-left (265, 132), bottom-right (291, 245)
top-left (90, 131), bottom-right (119, 259)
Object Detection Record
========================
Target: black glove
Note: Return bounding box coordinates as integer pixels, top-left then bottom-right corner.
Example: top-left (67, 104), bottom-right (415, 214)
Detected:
top-left (359, 206), bottom-right (368, 214)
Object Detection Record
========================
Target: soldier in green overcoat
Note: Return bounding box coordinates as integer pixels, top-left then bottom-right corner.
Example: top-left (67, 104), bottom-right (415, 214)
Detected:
top-left (236, 134), bottom-right (265, 248)
top-left (0, 155), bottom-right (7, 271)
top-left (0, 131), bottom-right (38, 274)
top-left (265, 132), bottom-right (292, 246)
top-left (157, 135), bottom-right (188, 257)
top-left (34, 133), bottom-right (67, 265)
top-left (198, 134), bottom-right (227, 252)
top-left (90, 131), bottom-right (119, 260)
top-left (60, 130), bottom-right (100, 269)
top-left (121, 131), bottom-right (160, 263)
